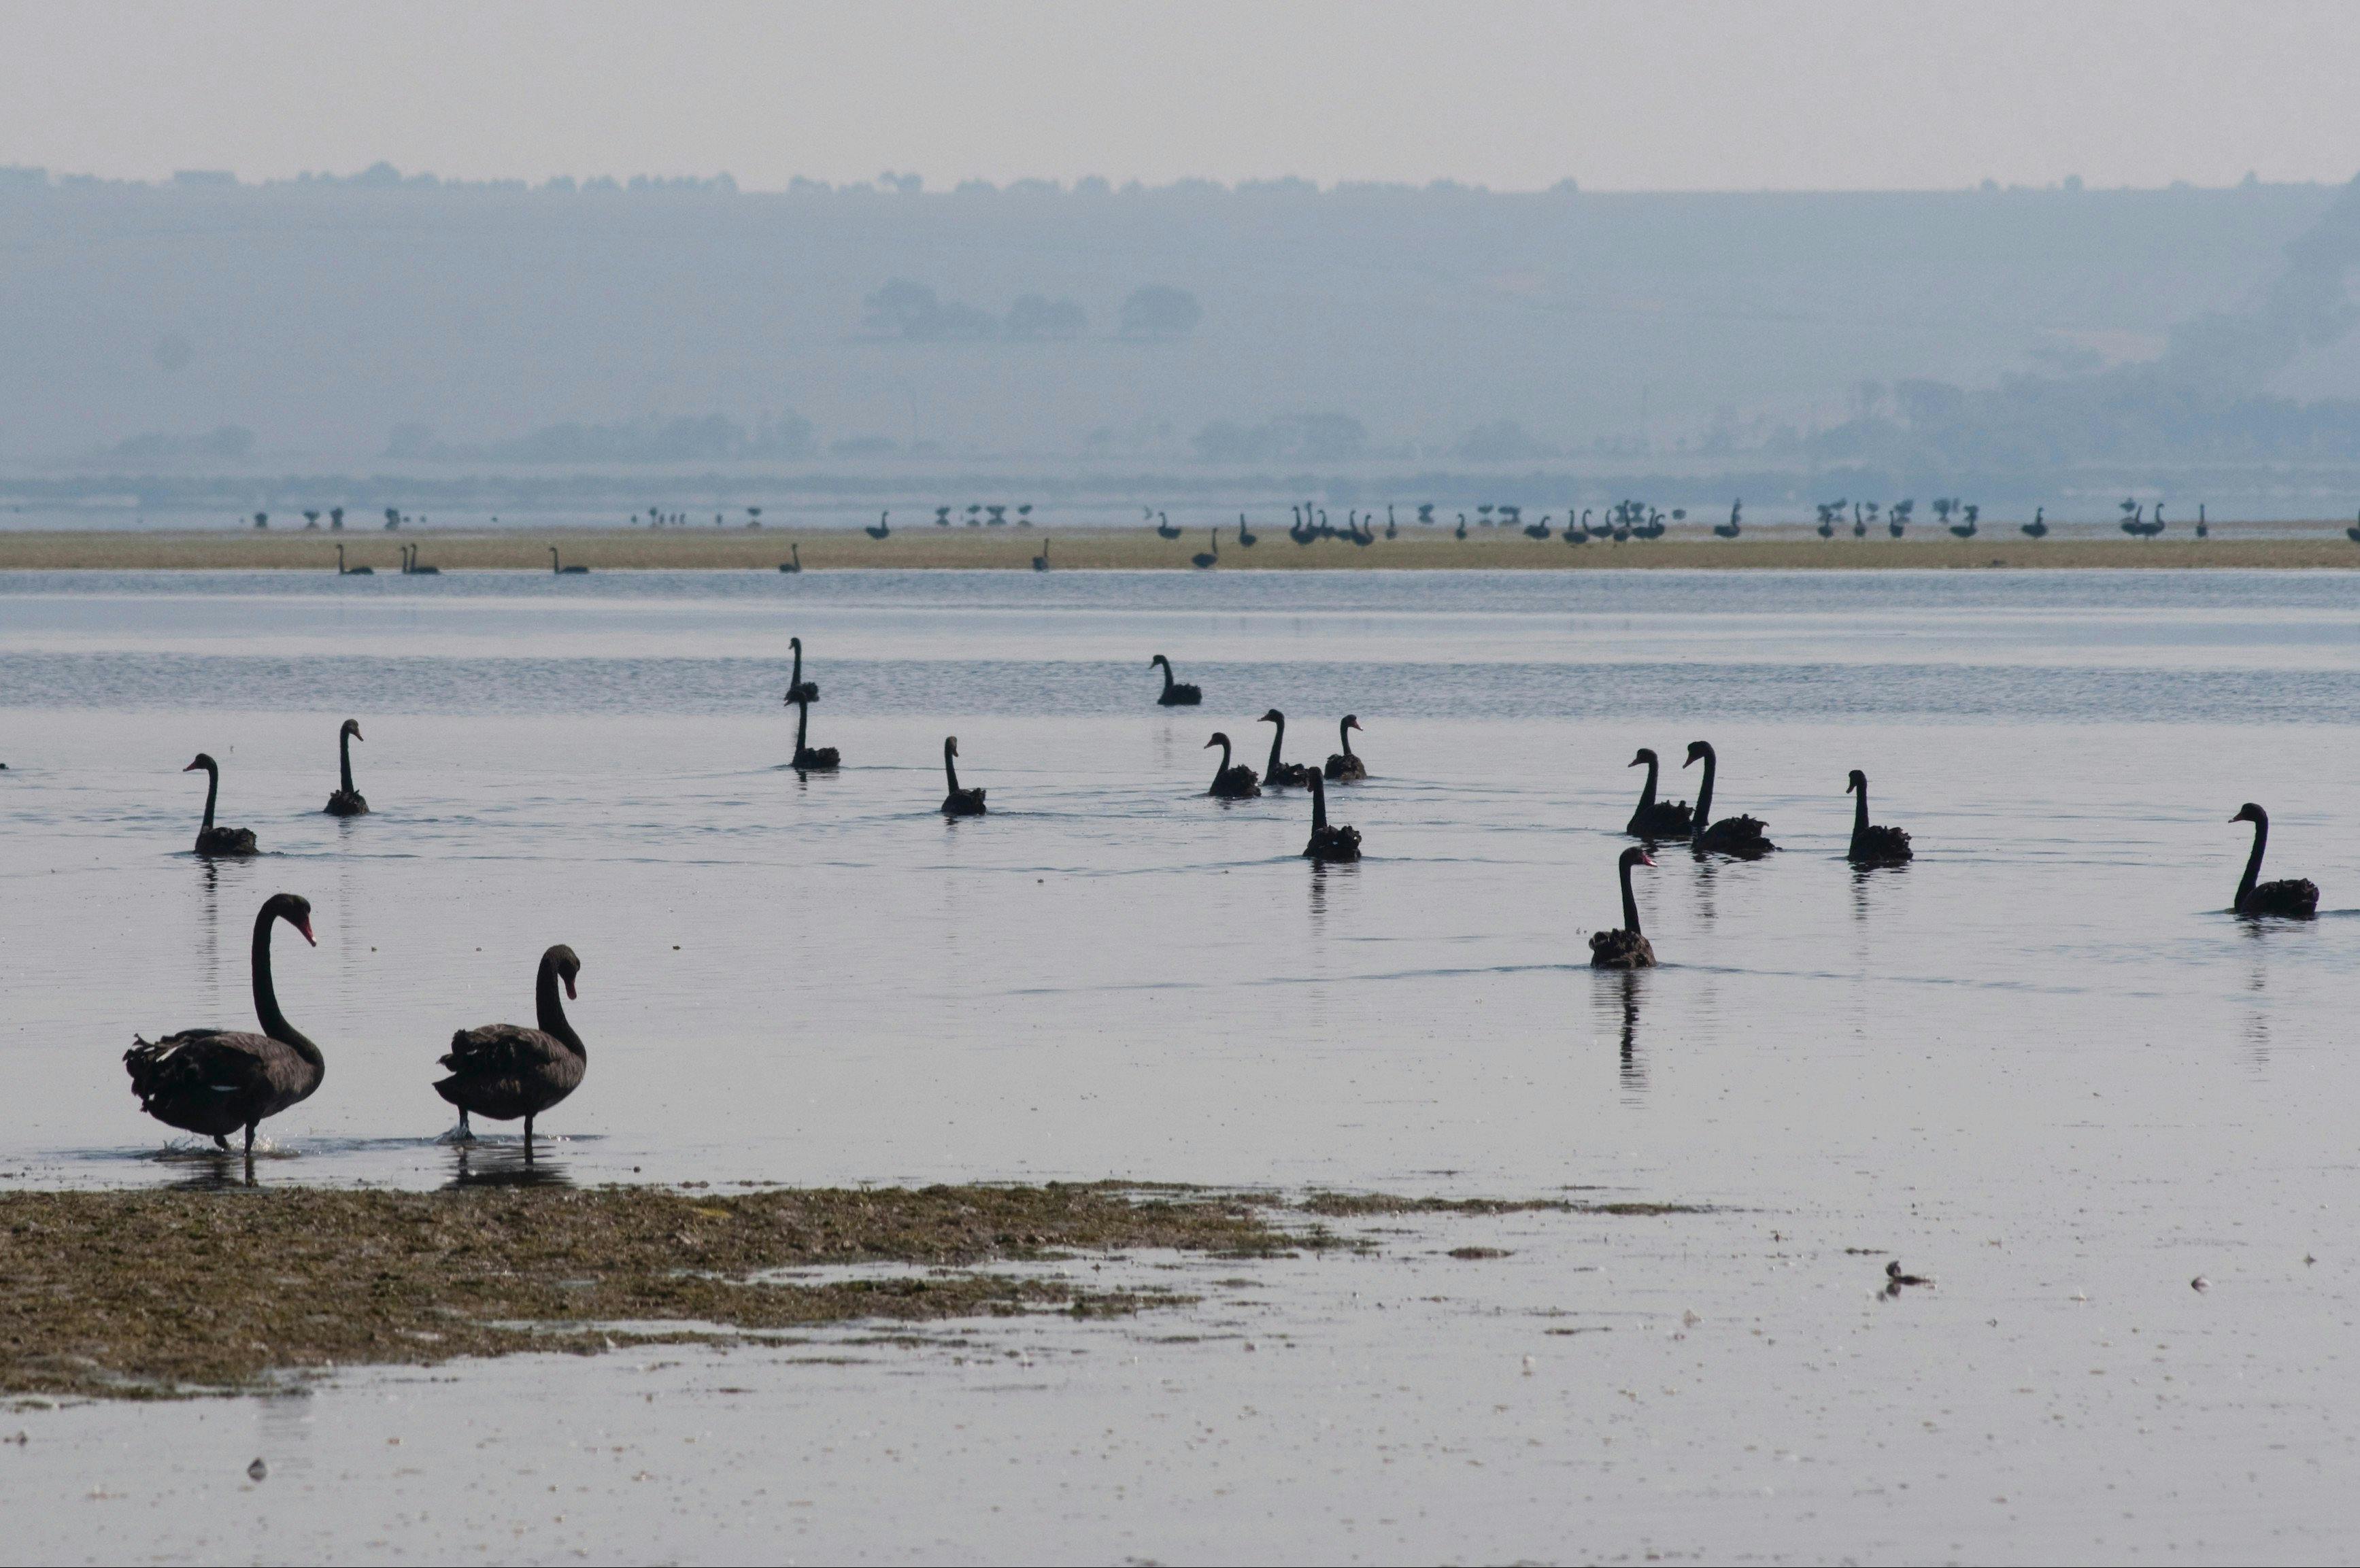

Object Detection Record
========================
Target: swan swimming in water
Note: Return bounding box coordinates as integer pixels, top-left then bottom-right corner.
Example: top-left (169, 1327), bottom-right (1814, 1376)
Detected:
top-left (2229, 803), bottom-right (2318, 917)
top-left (1150, 655), bottom-right (1202, 706)
top-left (1323, 715), bottom-right (1367, 782)
top-left (1302, 769), bottom-right (1360, 862)
top-left (1257, 709), bottom-right (1315, 787)
top-left (1683, 741), bottom-right (1776, 858)
top-left (1589, 847), bottom-right (1657, 968)
top-left (1204, 732), bottom-right (1261, 798)
top-left (788, 692), bottom-right (839, 772)
top-left (323, 719), bottom-right (368, 816)
top-left (1624, 748), bottom-right (1693, 840)
top-left (184, 753), bottom-right (258, 857)
top-left (1845, 770), bottom-right (1912, 865)
top-left (941, 736), bottom-right (986, 815)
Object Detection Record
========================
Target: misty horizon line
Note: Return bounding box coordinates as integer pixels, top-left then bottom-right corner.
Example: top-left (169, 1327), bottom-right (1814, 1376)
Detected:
top-left (0, 162), bottom-right (2321, 201)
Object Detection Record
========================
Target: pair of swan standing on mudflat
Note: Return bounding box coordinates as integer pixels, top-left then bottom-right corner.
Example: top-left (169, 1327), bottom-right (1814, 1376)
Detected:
top-left (125, 892), bottom-right (586, 1157)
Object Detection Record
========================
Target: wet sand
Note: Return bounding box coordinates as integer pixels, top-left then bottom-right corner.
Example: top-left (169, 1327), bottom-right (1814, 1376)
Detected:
top-left (4, 527), bottom-right (2359, 570)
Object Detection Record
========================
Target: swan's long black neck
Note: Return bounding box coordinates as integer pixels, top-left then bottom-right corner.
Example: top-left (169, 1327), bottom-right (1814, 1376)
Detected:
top-left (1265, 716), bottom-right (1285, 776)
top-left (535, 955), bottom-right (585, 1058)
top-left (1310, 771), bottom-right (1328, 832)
top-left (338, 729), bottom-right (356, 795)
top-left (1339, 719), bottom-right (1355, 759)
top-left (790, 642), bottom-right (804, 688)
top-left (794, 697), bottom-right (810, 753)
top-left (1635, 755), bottom-right (1659, 811)
top-left (1210, 736), bottom-right (1231, 785)
top-left (1692, 748), bottom-right (1717, 825)
top-left (1619, 855), bottom-right (1642, 935)
top-left (252, 904), bottom-right (320, 1068)
top-left (2239, 813), bottom-right (2270, 906)
top-left (1158, 659), bottom-right (1175, 696)
top-left (944, 745), bottom-right (961, 794)
top-left (1851, 781), bottom-right (1870, 854)
top-left (199, 762), bottom-right (219, 832)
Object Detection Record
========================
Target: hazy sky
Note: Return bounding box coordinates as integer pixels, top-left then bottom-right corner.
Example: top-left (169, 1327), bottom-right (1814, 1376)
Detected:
top-left (4, 0), bottom-right (2357, 192)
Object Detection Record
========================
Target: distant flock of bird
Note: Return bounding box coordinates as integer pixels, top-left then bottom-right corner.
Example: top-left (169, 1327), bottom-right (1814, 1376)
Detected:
top-left (98, 636), bottom-right (2322, 1164)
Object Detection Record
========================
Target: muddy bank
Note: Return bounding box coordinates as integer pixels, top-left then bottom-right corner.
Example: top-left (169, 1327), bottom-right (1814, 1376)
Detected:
top-left (0, 1182), bottom-right (1303, 1399)
top-left (3, 528), bottom-right (2359, 570)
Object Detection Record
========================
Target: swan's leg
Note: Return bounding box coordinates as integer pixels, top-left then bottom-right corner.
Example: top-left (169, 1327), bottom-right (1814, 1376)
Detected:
top-left (212, 1134), bottom-right (231, 1151)
top-left (524, 1113), bottom-right (535, 1146)
top-left (243, 1122), bottom-right (256, 1157)
top-left (456, 1108), bottom-right (473, 1142)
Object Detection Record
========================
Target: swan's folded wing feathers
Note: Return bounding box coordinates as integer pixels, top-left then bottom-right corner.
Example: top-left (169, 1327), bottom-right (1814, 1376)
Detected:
top-left (125, 1029), bottom-right (273, 1104)
top-left (442, 1024), bottom-right (563, 1076)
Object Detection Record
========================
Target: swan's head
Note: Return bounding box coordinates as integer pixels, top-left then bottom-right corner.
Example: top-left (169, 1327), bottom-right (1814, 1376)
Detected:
top-left (1204, 732), bottom-right (1230, 750)
top-left (267, 892), bottom-right (316, 947)
top-left (1620, 847), bottom-right (1655, 870)
top-left (184, 753), bottom-right (218, 774)
top-left (2231, 802), bottom-right (2268, 825)
top-left (1259, 709), bottom-right (1284, 725)
top-left (945, 736), bottom-right (960, 757)
top-left (1847, 768), bottom-right (1866, 793)
top-left (790, 636), bottom-right (802, 652)
top-left (1340, 715), bottom-right (1361, 733)
top-left (341, 719), bottom-right (364, 743)
top-left (545, 943), bottom-right (581, 1000)
top-left (1628, 748), bottom-right (1657, 768)
top-left (1683, 741), bottom-right (1713, 768)
top-left (1150, 654), bottom-right (1169, 669)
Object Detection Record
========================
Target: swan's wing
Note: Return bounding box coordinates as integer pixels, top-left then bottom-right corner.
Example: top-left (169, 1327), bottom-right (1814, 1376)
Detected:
top-left (124, 1029), bottom-right (276, 1104)
top-left (441, 1025), bottom-right (569, 1078)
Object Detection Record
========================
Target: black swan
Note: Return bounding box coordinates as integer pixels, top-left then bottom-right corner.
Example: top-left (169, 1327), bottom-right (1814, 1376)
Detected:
top-left (435, 944), bottom-right (587, 1144)
top-left (1713, 500), bottom-right (1742, 539)
top-left (1237, 514), bottom-right (1258, 547)
top-left (788, 692), bottom-right (839, 771)
top-left (403, 544), bottom-right (441, 575)
top-left (334, 543), bottom-right (373, 576)
top-left (1258, 709), bottom-right (1315, 787)
top-left (185, 753), bottom-right (258, 857)
top-left (125, 891), bottom-right (321, 1155)
top-left (1302, 768), bottom-right (1360, 862)
top-left (1192, 530), bottom-right (1219, 569)
top-left (2229, 803), bottom-right (2319, 917)
top-left (1151, 655), bottom-right (1202, 706)
top-left (550, 547), bottom-right (589, 574)
top-left (1204, 732), bottom-right (1261, 798)
top-left (1032, 539), bottom-right (1050, 571)
top-left (941, 736), bottom-right (986, 815)
top-left (1624, 748), bottom-right (1694, 840)
top-left (1683, 741), bottom-right (1776, 858)
top-left (1155, 511), bottom-right (1182, 540)
top-left (323, 718), bottom-right (368, 816)
top-left (786, 636), bottom-right (819, 704)
top-left (2022, 507), bottom-right (2048, 539)
top-left (1323, 715), bottom-right (1367, 781)
top-left (1589, 847), bottom-right (1657, 968)
top-left (1845, 769), bottom-right (1912, 865)
top-left (865, 511), bottom-right (892, 540)
top-left (778, 543), bottom-right (803, 573)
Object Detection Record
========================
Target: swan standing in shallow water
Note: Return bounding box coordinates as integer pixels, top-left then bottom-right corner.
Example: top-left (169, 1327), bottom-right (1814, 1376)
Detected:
top-left (1258, 709), bottom-right (1315, 787)
top-left (1844, 770), bottom-right (1912, 865)
top-left (1150, 654), bottom-right (1202, 706)
top-left (1302, 769), bottom-right (1361, 862)
top-left (126, 892), bottom-right (321, 1155)
top-left (1624, 748), bottom-right (1693, 840)
top-left (1204, 732), bottom-right (1261, 798)
top-left (550, 547), bottom-right (589, 574)
top-left (323, 719), bottom-right (368, 816)
top-left (185, 753), bottom-right (258, 856)
top-left (1589, 847), bottom-right (1657, 968)
top-left (788, 692), bottom-right (839, 771)
top-left (1324, 715), bottom-right (1367, 781)
top-left (941, 736), bottom-right (986, 815)
top-left (1683, 741), bottom-right (1776, 858)
top-left (2229, 803), bottom-right (2319, 917)
top-left (435, 944), bottom-right (587, 1145)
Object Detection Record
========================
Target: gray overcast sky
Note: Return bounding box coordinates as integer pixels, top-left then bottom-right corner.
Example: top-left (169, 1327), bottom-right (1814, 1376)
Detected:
top-left (3, 0), bottom-right (2356, 192)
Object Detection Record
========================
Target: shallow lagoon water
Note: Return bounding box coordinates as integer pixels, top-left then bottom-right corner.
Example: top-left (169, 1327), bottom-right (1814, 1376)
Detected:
top-left (3, 569), bottom-right (2358, 1561)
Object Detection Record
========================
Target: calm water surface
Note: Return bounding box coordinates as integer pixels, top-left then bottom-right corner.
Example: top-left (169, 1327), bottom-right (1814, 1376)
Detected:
top-left (2, 569), bottom-right (2356, 1562)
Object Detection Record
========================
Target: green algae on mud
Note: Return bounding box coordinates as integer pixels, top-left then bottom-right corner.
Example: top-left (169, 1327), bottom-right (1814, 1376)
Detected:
top-left (0, 1183), bottom-right (1292, 1399)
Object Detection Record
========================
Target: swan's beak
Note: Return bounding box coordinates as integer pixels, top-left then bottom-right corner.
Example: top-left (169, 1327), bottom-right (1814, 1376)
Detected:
top-left (1626, 756), bottom-right (1641, 768)
top-left (292, 915), bottom-right (316, 946)
top-left (182, 760), bottom-right (201, 771)
top-left (352, 728), bottom-right (363, 743)
top-left (1638, 853), bottom-right (1657, 867)
top-left (564, 976), bottom-right (577, 1000)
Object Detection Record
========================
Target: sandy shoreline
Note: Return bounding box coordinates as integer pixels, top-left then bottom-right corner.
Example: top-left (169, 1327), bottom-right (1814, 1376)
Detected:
top-left (2, 527), bottom-right (2358, 571)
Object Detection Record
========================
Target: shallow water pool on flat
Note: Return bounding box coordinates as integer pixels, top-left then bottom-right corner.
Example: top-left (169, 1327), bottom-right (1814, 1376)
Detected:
top-left (2, 568), bottom-right (2355, 1561)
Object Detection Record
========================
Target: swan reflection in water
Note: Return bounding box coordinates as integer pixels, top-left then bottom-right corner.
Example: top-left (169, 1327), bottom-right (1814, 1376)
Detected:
top-left (1603, 970), bottom-right (1647, 1101)
top-left (448, 1141), bottom-right (575, 1189)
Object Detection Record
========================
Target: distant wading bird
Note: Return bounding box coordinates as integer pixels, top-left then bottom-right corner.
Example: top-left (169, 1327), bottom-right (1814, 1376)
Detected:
top-left (1151, 655), bottom-right (1202, 706)
top-left (1844, 770), bottom-right (1912, 866)
top-left (334, 543), bottom-right (373, 576)
top-left (940, 736), bottom-right (986, 816)
top-left (402, 544), bottom-right (441, 575)
top-left (778, 543), bottom-right (803, 573)
top-left (550, 547), bottom-right (588, 574)
top-left (435, 944), bottom-right (587, 1145)
top-left (125, 892), bottom-right (320, 1156)
top-left (1193, 530), bottom-right (1219, 569)
top-left (323, 719), bottom-right (368, 816)
top-left (1324, 715), bottom-right (1367, 782)
top-left (1589, 847), bottom-right (1657, 969)
top-left (865, 511), bottom-right (892, 540)
top-left (1302, 769), bottom-right (1360, 862)
top-left (1258, 709), bottom-right (1314, 787)
top-left (1714, 500), bottom-right (1742, 540)
top-left (1683, 741), bottom-right (1776, 858)
top-left (185, 752), bottom-right (258, 857)
top-left (1624, 748), bottom-right (1694, 840)
top-left (1032, 539), bottom-right (1051, 571)
top-left (2021, 507), bottom-right (2048, 539)
top-left (1204, 732), bottom-right (1261, 798)
top-left (2229, 803), bottom-right (2318, 917)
